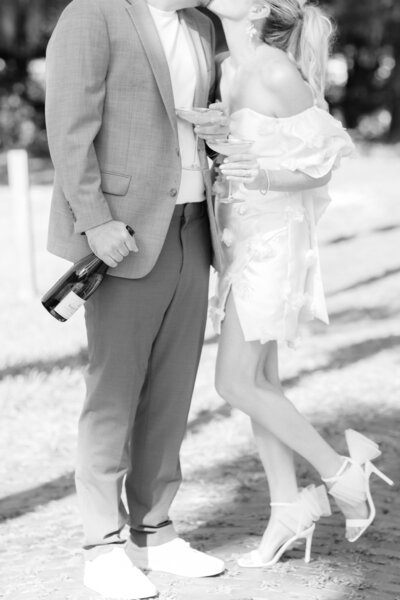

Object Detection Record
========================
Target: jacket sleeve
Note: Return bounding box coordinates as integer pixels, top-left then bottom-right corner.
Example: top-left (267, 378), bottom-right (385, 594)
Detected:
top-left (205, 20), bottom-right (220, 161)
top-left (45, 0), bottom-right (113, 234)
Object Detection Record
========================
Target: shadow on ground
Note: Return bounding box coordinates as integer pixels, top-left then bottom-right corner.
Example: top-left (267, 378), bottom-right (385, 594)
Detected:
top-left (182, 408), bottom-right (400, 600)
top-left (2, 322), bottom-right (399, 527)
top-left (0, 349), bottom-right (88, 381)
top-left (1, 406), bottom-right (399, 600)
top-left (0, 473), bottom-right (75, 523)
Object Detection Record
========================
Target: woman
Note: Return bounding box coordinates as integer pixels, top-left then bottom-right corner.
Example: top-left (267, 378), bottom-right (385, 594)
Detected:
top-left (204, 0), bottom-right (394, 567)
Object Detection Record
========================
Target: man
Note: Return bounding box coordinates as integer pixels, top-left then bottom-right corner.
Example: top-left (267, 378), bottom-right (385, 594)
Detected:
top-left (45, 0), bottom-right (225, 597)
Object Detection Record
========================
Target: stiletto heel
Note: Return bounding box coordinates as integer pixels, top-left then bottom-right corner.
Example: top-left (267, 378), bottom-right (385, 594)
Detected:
top-left (322, 429), bottom-right (394, 543)
top-left (237, 485), bottom-right (330, 568)
top-left (304, 526), bottom-right (314, 564)
top-left (368, 462), bottom-right (394, 486)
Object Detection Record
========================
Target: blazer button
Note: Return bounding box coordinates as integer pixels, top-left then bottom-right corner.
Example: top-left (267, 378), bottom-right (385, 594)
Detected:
top-left (169, 188), bottom-right (178, 197)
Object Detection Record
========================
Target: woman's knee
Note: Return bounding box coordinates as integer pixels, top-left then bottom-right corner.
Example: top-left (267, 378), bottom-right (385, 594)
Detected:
top-left (215, 363), bottom-right (250, 408)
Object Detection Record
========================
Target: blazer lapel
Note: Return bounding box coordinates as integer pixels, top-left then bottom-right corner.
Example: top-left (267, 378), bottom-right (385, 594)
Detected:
top-left (125, 0), bottom-right (178, 141)
top-left (180, 11), bottom-right (210, 108)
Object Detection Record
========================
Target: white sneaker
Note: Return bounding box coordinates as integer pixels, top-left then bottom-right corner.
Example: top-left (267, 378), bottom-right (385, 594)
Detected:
top-left (128, 538), bottom-right (225, 578)
top-left (84, 546), bottom-right (158, 599)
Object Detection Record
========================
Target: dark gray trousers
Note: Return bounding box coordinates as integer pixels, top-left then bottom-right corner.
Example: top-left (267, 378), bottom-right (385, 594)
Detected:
top-left (76, 202), bottom-right (211, 550)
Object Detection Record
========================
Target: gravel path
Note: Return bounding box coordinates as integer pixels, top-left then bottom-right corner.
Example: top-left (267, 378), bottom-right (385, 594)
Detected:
top-left (1, 146), bottom-right (400, 600)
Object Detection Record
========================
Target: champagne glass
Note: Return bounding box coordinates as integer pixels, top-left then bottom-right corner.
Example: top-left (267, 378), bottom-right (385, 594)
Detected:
top-left (175, 107), bottom-right (225, 170)
top-left (206, 137), bottom-right (255, 203)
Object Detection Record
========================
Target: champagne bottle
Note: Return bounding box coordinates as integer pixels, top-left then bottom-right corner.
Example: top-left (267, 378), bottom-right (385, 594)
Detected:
top-left (42, 225), bottom-right (134, 322)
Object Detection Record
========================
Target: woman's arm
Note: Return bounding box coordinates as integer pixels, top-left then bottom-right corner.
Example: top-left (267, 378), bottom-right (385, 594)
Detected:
top-left (259, 168), bottom-right (331, 192)
top-left (219, 153), bottom-right (331, 192)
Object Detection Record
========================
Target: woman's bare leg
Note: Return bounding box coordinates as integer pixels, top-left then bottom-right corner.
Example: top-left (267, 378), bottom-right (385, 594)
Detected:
top-left (215, 295), bottom-right (342, 476)
top-left (215, 295), bottom-right (367, 543)
top-left (252, 341), bottom-right (297, 503)
top-left (250, 343), bottom-right (301, 560)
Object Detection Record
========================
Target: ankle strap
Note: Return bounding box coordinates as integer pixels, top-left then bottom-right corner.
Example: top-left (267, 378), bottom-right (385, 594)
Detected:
top-left (321, 457), bottom-right (351, 485)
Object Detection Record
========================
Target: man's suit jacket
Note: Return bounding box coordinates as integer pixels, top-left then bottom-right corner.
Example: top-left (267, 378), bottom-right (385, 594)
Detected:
top-left (45, 0), bottom-right (222, 278)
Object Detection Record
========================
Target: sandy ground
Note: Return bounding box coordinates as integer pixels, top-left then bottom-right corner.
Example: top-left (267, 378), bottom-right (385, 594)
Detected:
top-left (1, 145), bottom-right (400, 600)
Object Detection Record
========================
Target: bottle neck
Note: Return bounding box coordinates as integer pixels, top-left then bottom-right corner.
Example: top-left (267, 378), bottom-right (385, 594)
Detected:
top-left (76, 253), bottom-right (108, 278)
top-left (89, 253), bottom-right (109, 274)
top-left (97, 261), bottom-right (109, 275)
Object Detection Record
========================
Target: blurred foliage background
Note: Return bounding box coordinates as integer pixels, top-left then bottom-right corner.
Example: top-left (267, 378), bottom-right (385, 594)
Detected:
top-left (0, 0), bottom-right (399, 155)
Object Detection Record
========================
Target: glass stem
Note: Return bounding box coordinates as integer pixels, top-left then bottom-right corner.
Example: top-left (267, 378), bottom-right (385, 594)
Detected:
top-left (192, 132), bottom-right (199, 167)
top-left (228, 179), bottom-right (233, 200)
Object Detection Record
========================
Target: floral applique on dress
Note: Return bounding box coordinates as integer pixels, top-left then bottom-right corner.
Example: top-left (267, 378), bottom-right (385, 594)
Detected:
top-left (211, 105), bottom-right (354, 346)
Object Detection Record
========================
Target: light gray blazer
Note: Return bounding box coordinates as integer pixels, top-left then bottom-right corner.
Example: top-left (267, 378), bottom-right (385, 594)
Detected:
top-left (45, 0), bottom-right (222, 278)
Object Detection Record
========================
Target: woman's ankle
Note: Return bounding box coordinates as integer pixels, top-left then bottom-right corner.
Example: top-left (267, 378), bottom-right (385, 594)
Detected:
top-left (320, 454), bottom-right (346, 482)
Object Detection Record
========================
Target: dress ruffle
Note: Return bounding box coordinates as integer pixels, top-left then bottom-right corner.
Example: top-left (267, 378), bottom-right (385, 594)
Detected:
top-left (212, 106), bottom-right (353, 345)
top-left (231, 106), bottom-right (355, 179)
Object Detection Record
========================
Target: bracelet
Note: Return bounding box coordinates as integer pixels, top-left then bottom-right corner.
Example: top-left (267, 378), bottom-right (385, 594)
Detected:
top-left (259, 169), bottom-right (270, 195)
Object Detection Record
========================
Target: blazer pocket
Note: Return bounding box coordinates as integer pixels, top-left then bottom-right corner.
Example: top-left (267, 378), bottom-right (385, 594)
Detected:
top-left (100, 171), bottom-right (131, 196)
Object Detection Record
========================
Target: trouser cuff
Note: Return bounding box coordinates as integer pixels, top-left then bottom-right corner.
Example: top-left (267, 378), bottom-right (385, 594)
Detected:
top-left (84, 539), bottom-right (126, 560)
top-left (129, 520), bottom-right (177, 547)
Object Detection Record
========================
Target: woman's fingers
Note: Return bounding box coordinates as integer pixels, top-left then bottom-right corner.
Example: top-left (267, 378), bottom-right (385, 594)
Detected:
top-left (220, 163), bottom-right (259, 180)
top-left (226, 173), bottom-right (257, 182)
top-left (219, 152), bottom-right (259, 182)
top-left (223, 152), bottom-right (254, 163)
top-left (226, 176), bottom-right (253, 182)
top-left (220, 163), bottom-right (257, 173)
top-left (220, 155), bottom-right (258, 172)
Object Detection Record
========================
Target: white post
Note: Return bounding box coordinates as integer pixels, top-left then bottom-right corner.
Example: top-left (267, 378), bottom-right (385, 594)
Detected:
top-left (7, 149), bottom-right (37, 299)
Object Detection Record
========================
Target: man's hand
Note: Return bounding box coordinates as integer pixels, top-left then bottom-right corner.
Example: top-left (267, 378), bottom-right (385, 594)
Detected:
top-left (195, 102), bottom-right (229, 140)
top-left (86, 220), bottom-right (138, 268)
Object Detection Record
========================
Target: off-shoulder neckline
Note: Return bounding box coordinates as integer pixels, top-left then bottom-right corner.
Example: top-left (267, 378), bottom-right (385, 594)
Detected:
top-left (230, 106), bottom-right (324, 122)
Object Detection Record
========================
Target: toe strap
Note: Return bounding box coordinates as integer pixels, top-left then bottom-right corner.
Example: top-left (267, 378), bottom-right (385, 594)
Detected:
top-left (238, 550), bottom-right (263, 568)
top-left (346, 518), bottom-right (369, 527)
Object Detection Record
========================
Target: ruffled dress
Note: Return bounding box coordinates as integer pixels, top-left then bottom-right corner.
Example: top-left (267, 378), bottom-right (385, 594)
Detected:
top-left (209, 105), bottom-right (354, 346)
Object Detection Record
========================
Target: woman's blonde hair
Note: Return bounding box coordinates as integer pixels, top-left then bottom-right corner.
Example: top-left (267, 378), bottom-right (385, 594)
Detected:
top-left (260, 0), bottom-right (334, 107)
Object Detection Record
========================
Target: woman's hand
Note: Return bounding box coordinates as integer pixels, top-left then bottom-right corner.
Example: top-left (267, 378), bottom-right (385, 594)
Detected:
top-left (219, 153), bottom-right (268, 190)
top-left (219, 154), bottom-right (333, 193)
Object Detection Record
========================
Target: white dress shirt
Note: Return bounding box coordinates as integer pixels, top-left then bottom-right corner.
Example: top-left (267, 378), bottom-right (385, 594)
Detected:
top-left (148, 5), bottom-right (205, 204)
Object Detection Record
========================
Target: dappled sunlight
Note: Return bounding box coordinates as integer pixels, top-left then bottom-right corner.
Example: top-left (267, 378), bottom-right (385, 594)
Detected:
top-left (1, 148), bottom-right (399, 599)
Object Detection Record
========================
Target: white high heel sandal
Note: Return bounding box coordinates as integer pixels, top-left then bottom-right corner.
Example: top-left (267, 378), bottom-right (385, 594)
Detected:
top-left (237, 485), bottom-right (331, 568)
top-left (322, 429), bottom-right (394, 543)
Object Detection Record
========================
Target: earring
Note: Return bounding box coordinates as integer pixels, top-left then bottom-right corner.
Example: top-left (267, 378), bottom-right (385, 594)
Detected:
top-left (246, 21), bottom-right (258, 40)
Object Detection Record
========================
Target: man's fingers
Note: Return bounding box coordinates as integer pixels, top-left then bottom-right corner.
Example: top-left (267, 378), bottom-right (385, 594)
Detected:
top-left (86, 220), bottom-right (139, 265)
top-left (109, 246), bottom-right (126, 262)
top-left (208, 101), bottom-right (226, 112)
top-left (102, 255), bottom-right (119, 268)
top-left (118, 245), bottom-right (130, 258)
top-left (131, 237), bottom-right (139, 253)
top-left (196, 122), bottom-right (229, 138)
top-left (124, 234), bottom-right (139, 253)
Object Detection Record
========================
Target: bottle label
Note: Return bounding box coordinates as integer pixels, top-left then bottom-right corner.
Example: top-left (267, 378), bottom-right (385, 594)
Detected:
top-left (54, 291), bottom-right (85, 320)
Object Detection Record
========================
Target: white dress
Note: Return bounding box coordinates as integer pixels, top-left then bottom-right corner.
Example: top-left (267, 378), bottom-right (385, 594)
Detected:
top-left (209, 105), bottom-right (354, 346)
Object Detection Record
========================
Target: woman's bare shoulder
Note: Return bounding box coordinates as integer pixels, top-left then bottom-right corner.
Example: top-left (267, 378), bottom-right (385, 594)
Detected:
top-left (256, 46), bottom-right (313, 115)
